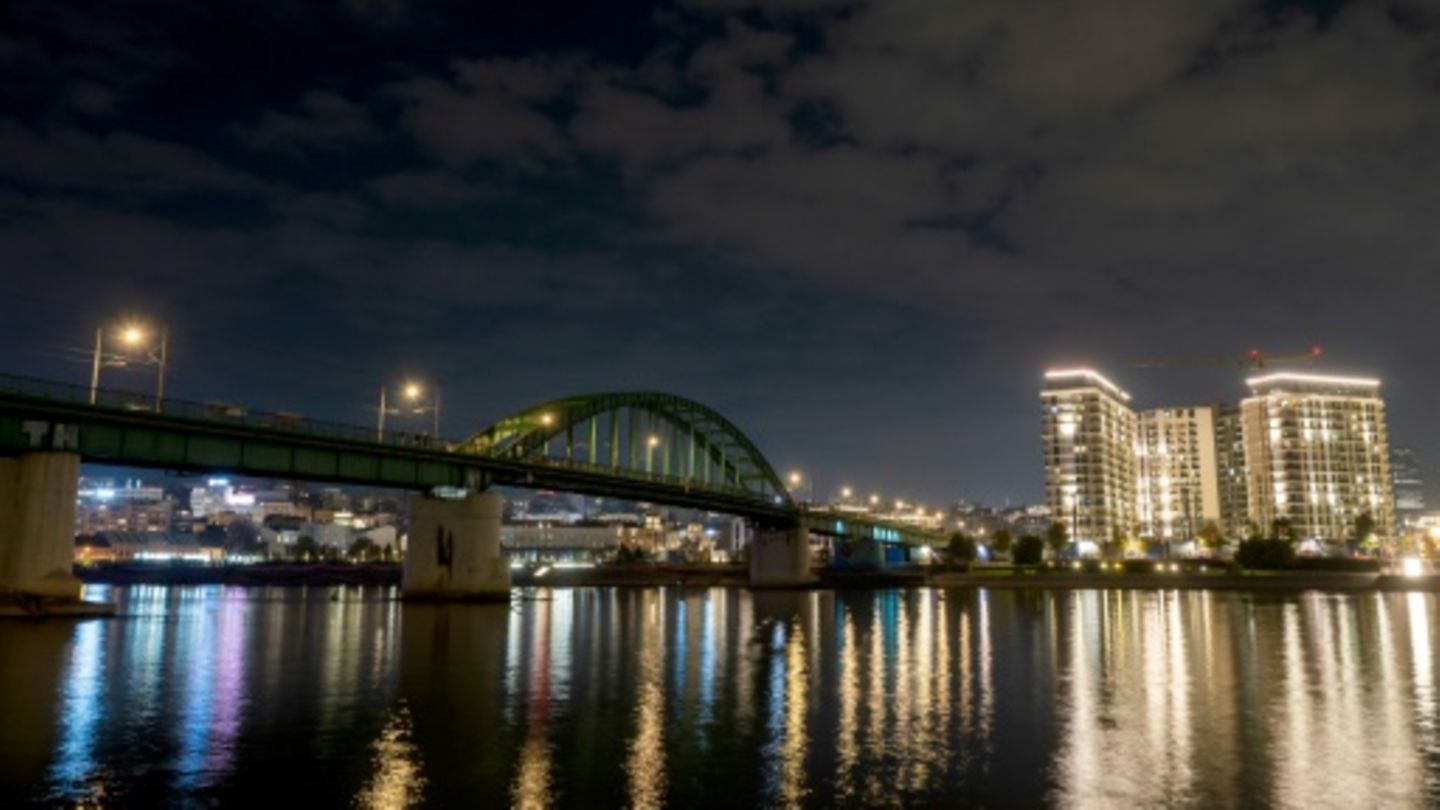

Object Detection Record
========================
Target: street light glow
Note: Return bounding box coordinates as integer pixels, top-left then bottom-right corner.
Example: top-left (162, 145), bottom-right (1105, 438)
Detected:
top-left (788, 471), bottom-right (802, 487)
top-left (403, 382), bottom-right (422, 400)
top-left (647, 434), bottom-right (660, 447)
top-left (841, 486), bottom-right (853, 499)
top-left (540, 413), bottom-right (554, 427)
top-left (120, 325), bottom-right (145, 346)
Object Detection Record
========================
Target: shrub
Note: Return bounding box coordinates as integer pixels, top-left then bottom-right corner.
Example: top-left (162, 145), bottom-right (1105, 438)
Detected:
top-left (947, 533), bottom-right (978, 566)
top-left (1013, 534), bottom-right (1045, 566)
top-left (1236, 539), bottom-right (1295, 570)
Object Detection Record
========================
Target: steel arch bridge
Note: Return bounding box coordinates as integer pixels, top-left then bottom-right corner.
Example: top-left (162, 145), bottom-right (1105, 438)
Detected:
top-left (0, 373), bottom-right (945, 546)
top-left (457, 392), bottom-right (793, 507)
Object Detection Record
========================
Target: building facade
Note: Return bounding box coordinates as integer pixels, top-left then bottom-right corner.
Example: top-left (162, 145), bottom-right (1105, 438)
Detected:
top-left (1041, 369), bottom-right (1137, 547)
top-left (1239, 373), bottom-right (1395, 541)
top-left (1391, 446), bottom-right (1425, 528)
top-left (1135, 407), bottom-right (1221, 541)
top-left (1213, 404), bottom-right (1251, 539)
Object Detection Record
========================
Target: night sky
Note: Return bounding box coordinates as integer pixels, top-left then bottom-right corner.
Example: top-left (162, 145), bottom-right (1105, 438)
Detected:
top-left (2, 0), bottom-right (1436, 506)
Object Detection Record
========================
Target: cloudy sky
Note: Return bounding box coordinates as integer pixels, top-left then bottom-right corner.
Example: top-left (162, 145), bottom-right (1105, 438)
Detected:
top-left (2, 0), bottom-right (1437, 505)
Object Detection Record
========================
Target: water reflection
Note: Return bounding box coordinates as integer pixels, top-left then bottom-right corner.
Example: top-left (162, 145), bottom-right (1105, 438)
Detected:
top-left (4, 587), bottom-right (1440, 806)
top-left (625, 591), bottom-right (667, 809)
top-left (356, 705), bottom-right (425, 809)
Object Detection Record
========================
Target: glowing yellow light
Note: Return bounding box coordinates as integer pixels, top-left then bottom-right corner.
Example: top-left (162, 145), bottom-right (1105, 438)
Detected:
top-left (1403, 557), bottom-right (1425, 578)
top-left (1044, 368), bottom-right (1131, 401)
top-left (840, 486), bottom-right (852, 499)
top-left (540, 413), bottom-right (554, 427)
top-left (1246, 372), bottom-right (1381, 389)
top-left (647, 435), bottom-right (660, 448)
top-left (868, 494), bottom-right (879, 506)
top-left (402, 382), bottom-right (422, 400)
top-left (788, 471), bottom-right (802, 486)
top-left (120, 325), bottom-right (145, 346)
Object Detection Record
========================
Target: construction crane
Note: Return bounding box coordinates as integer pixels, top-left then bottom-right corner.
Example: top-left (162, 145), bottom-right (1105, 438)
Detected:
top-left (1130, 345), bottom-right (1324, 370)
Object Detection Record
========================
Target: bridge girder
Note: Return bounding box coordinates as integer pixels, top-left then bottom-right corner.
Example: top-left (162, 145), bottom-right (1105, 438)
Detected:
top-left (457, 392), bottom-right (794, 507)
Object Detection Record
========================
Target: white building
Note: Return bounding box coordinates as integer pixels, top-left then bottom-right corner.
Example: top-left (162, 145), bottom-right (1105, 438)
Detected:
top-left (1041, 369), bottom-right (1137, 548)
top-left (1240, 372), bottom-right (1395, 541)
top-left (1135, 406), bottom-right (1221, 541)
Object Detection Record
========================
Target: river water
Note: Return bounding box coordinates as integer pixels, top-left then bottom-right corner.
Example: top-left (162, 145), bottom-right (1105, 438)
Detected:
top-left (2, 585), bottom-right (1438, 807)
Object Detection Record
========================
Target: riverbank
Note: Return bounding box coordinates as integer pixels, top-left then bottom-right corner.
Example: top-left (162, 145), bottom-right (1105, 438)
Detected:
top-left (72, 562), bottom-right (1440, 592)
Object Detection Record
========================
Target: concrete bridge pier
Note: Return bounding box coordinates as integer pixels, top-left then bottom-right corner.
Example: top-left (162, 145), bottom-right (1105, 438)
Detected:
top-left (0, 452), bottom-right (84, 602)
top-left (402, 490), bottom-right (511, 601)
top-left (749, 526), bottom-right (817, 588)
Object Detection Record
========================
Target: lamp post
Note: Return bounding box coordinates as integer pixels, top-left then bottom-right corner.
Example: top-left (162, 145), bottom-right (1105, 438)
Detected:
top-left (645, 434), bottom-right (660, 475)
top-left (788, 471), bottom-right (813, 504)
top-left (89, 322), bottom-right (167, 410)
top-left (377, 380), bottom-right (442, 441)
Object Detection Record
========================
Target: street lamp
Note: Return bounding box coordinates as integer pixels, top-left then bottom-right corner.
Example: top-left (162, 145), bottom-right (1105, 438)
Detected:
top-left (840, 486), bottom-right (853, 502)
top-left (377, 379), bottom-right (442, 440)
top-left (645, 434), bottom-right (660, 475)
top-left (89, 321), bottom-right (168, 410)
top-left (787, 470), bottom-right (813, 503)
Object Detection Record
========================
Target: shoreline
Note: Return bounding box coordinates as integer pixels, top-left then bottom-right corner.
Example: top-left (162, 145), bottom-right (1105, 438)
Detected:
top-left (71, 563), bottom-right (1440, 593)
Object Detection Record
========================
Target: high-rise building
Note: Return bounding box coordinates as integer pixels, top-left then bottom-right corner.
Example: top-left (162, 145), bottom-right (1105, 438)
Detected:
top-left (1239, 372), bottom-right (1395, 541)
top-left (1135, 406), bottom-right (1221, 541)
top-left (1391, 446), bottom-right (1425, 528)
top-left (1041, 369), bottom-right (1137, 547)
top-left (1213, 404), bottom-right (1251, 539)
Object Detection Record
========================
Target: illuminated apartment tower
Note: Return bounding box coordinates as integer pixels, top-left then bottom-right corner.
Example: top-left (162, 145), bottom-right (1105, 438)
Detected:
top-left (1135, 407), bottom-right (1221, 541)
top-left (1041, 369), bottom-right (1137, 546)
top-left (1213, 405), bottom-right (1251, 539)
top-left (1240, 373), bottom-right (1395, 541)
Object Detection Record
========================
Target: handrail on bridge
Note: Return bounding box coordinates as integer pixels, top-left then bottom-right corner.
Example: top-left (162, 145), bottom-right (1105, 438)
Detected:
top-left (0, 372), bottom-right (777, 504)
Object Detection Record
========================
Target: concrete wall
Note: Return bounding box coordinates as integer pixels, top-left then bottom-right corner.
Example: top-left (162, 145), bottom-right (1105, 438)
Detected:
top-left (0, 453), bottom-right (82, 600)
top-left (402, 491), bottom-right (510, 600)
top-left (749, 526), bottom-right (816, 588)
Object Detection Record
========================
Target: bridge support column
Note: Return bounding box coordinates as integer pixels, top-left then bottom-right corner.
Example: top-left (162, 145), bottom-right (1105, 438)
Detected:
top-left (749, 526), bottom-right (817, 588)
top-left (0, 453), bottom-right (84, 602)
top-left (402, 491), bottom-right (510, 601)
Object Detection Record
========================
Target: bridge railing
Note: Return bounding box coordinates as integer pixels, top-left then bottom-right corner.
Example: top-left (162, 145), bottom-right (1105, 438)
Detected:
top-left (0, 373), bottom-right (783, 505)
top-left (506, 454), bottom-right (784, 504)
top-left (0, 372), bottom-right (439, 449)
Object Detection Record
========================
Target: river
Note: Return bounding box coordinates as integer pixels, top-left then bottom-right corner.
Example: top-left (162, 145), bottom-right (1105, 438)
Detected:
top-left (2, 585), bottom-right (1437, 807)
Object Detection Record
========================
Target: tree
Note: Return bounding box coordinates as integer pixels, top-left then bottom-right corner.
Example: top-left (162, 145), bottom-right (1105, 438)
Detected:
top-left (1197, 521), bottom-right (1224, 552)
top-left (1270, 518), bottom-right (1298, 544)
top-left (1353, 512), bottom-right (1377, 547)
top-left (348, 536), bottom-right (377, 562)
top-left (293, 535), bottom-right (318, 561)
top-left (947, 532), bottom-right (978, 567)
top-left (1045, 521), bottom-right (1070, 558)
top-left (1013, 534), bottom-right (1045, 566)
top-left (990, 528), bottom-right (1015, 559)
top-left (224, 519), bottom-right (263, 555)
top-left (1102, 526), bottom-right (1125, 560)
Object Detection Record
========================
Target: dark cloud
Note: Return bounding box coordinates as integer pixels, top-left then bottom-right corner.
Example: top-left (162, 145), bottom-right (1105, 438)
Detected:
top-left (2, 0), bottom-right (1439, 504)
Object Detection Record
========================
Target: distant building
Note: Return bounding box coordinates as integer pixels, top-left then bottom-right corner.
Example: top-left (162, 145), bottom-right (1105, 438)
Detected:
top-left (75, 478), bottom-right (176, 535)
top-left (1240, 372), bottom-right (1395, 541)
top-left (1135, 406), bottom-right (1221, 541)
top-left (1041, 369), bottom-right (1137, 547)
top-left (1213, 405), bottom-right (1251, 539)
top-left (1392, 446), bottom-right (1426, 527)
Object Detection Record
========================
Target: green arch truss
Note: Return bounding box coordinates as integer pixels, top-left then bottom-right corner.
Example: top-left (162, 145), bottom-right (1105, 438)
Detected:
top-left (458, 392), bottom-right (793, 506)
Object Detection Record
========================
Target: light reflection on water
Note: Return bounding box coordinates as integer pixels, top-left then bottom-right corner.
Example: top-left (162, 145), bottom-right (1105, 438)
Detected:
top-left (2, 586), bottom-right (1439, 806)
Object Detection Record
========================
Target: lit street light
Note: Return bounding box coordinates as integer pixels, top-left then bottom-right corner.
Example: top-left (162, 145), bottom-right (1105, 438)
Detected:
top-left (645, 434), bottom-right (661, 475)
top-left (788, 470), bottom-right (814, 504)
top-left (377, 379), bottom-right (442, 440)
top-left (89, 321), bottom-right (168, 410)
